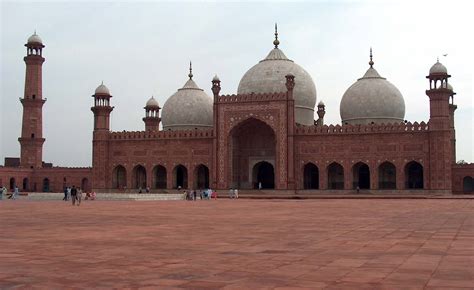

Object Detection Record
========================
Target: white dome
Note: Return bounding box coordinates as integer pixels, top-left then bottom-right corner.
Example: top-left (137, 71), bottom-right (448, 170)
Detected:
top-left (161, 77), bottom-right (213, 131)
top-left (95, 82), bottom-right (110, 95)
top-left (27, 32), bottom-right (43, 45)
top-left (145, 96), bottom-right (159, 108)
top-left (429, 60), bottom-right (447, 75)
top-left (237, 47), bottom-right (317, 126)
top-left (340, 66), bottom-right (405, 125)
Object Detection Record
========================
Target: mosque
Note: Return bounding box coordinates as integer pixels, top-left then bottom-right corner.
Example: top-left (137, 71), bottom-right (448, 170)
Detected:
top-left (1, 29), bottom-right (473, 194)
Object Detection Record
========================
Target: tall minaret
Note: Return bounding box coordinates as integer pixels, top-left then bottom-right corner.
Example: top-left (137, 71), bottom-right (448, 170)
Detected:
top-left (426, 59), bottom-right (453, 191)
top-left (18, 32), bottom-right (46, 168)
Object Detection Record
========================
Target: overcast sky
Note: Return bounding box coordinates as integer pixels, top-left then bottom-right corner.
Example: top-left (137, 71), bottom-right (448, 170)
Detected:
top-left (1, 1), bottom-right (473, 167)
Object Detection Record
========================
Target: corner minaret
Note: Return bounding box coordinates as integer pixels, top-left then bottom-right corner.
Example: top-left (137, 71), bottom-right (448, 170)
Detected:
top-left (91, 82), bottom-right (114, 131)
top-left (19, 32), bottom-right (46, 168)
top-left (426, 59), bottom-right (453, 191)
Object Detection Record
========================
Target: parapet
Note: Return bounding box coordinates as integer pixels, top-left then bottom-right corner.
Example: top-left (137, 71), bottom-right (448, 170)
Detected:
top-left (218, 92), bottom-right (288, 103)
top-left (295, 121), bottom-right (430, 135)
top-left (110, 129), bottom-right (214, 140)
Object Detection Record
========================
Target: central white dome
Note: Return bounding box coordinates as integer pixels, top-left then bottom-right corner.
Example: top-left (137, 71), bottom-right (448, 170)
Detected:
top-left (340, 53), bottom-right (405, 125)
top-left (161, 70), bottom-right (213, 131)
top-left (237, 41), bottom-right (317, 125)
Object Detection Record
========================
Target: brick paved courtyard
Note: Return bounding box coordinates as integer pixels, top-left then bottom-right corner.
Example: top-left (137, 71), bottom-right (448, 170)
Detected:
top-left (1, 199), bottom-right (473, 289)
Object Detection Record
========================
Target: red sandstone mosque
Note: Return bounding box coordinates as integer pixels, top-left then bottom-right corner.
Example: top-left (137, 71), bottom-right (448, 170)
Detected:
top-left (1, 29), bottom-right (473, 194)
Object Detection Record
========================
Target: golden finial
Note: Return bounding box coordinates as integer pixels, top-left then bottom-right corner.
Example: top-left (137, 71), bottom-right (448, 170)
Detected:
top-left (369, 47), bottom-right (374, 68)
top-left (188, 61), bottom-right (193, 79)
top-left (273, 23), bottom-right (280, 48)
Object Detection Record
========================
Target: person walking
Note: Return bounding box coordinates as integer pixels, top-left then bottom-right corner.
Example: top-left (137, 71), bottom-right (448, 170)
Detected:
top-left (12, 186), bottom-right (19, 200)
top-left (229, 188), bottom-right (233, 199)
top-left (71, 185), bottom-right (77, 206)
top-left (234, 188), bottom-right (239, 199)
top-left (76, 187), bottom-right (82, 206)
top-left (66, 186), bottom-right (71, 201)
top-left (193, 190), bottom-right (197, 201)
top-left (0, 186), bottom-right (5, 200)
top-left (63, 187), bottom-right (68, 201)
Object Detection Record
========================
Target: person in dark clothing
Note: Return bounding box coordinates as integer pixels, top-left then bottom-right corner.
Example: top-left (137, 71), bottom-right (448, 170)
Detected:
top-left (71, 185), bottom-right (78, 206)
top-left (63, 187), bottom-right (68, 201)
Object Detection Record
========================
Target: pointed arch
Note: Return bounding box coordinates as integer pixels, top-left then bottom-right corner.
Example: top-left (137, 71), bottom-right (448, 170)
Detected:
top-left (132, 165), bottom-right (147, 189)
top-left (42, 178), bottom-right (50, 192)
top-left (303, 163), bottom-right (319, 189)
top-left (112, 165), bottom-right (127, 189)
top-left (152, 165), bottom-right (167, 189)
top-left (378, 161), bottom-right (396, 189)
top-left (327, 162), bottom-right (344, 189)
top-left (463, 176), bottom-right (473, 193)
top-left (405, 161), bottom-right (423, 189)
top-left (353, 162), bottom-right (370, 189)
top-left (173, 165), bottom-right (188, 189)
top-left (194, 164), bottom-right (210, 189)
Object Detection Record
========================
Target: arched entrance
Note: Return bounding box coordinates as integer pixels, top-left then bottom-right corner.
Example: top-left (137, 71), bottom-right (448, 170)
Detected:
top-left (378, 162), bottom-right (396, 189)
top-left (252, 161), bottom-right (275, 189)
top-left (132, 165), bottom-right (147, 189)
top-left (327, 162), bottom-right (344, 189)
top-left (43, 178), bottom-right (50, 192)
top-left (195, 164), bottom-right (209, 189)
top-left (463, 176), bottom-right (473, 193)
top-left (152, 165), bottom-right (167, 189)
top-left (81, 178), bottom-right (89, 191)
top-left (353, 162), bottom-right (370, 189)
top-left (230, 118), bottom-right (276, 189)
top-left (9, 178), bottom-right (15, 190)
top-left (23, 178), bottom-right (29, 191)
top-left (173, 165), bottom-right (188, 189)
top-left (303, 163), bottom-right (319, 189)
top-left (112, 165), bottom-right (127, 189)
top-left (405, 161), bottom-right (423, 189)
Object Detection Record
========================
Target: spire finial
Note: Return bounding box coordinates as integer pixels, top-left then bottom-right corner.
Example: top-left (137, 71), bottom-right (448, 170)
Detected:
top-left (34, 29), bottom-right (37, 35)
top-left (273, 23), bottom-right (280, 48)
top-left (437, 56), bottom-right (439, 62)
top-left (369, 47), bottom-right (374, 68)
top-left (101, 80), bottom-right (104, 85)
top-left (188, 61), bottom-right (193, 79)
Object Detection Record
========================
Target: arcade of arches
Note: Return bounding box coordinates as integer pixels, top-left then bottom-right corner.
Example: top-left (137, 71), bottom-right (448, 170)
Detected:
top-left (230, 118), bottom-right (276, 189)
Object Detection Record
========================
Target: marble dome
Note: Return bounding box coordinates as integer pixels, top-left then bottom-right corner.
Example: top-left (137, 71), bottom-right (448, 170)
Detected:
top-left (429, 60), bottom-right (447, 75)
top-left (340, 53), bottom-right (405, 125)
top-left (27, 32), bottom-right (43, 45)
top-left (95, 82), bottom-right (110, 95)
top-left (161, 70), bottom-right (213, 131)
top-left (145, 96), bottom-right (159, 108)
top-left (237, 33), bottom-right (317, 126)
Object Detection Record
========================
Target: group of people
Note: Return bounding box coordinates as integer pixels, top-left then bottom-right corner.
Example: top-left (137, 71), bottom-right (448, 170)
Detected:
top-left (63, 186), bottom-right (81, 206)
top-left (228, 188), bottom-right (239, 199)
top-left (183, 188), bottom-right (217, 200)
top-left (0, 186), bottom-right (19, 200)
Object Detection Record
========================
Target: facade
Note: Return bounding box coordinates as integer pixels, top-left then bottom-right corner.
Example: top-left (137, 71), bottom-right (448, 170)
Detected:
top-left (1, 31), bottom-right (473, 194)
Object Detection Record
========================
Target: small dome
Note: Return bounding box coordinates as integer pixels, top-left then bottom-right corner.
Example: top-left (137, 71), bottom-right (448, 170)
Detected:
top-left (340, 60), bottom-right (405, 125)
top-left (95, 82), bottom-right (110, 95)
top-left (27, 32), bottom-right (43, 45)
top-left (212, 74), bottom-right (220, 82)
top-left (429, 60), bottom-right (447, 75)
top-left (145, 96), bottom-right (159, 108)
top-left (318, 100), bottom-right (325, 106)
top-left (161, 74), bottom-right (213, 131)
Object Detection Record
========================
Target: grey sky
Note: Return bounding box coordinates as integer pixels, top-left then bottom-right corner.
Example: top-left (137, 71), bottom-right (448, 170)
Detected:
top-left (1, 1), bottom-right (473, 167)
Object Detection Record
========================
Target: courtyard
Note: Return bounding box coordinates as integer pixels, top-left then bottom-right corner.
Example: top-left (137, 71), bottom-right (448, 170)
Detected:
top-left (0, 199), bottom-right (473, 289)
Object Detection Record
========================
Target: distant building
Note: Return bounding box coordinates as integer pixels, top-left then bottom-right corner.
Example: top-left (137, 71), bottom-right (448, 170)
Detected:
top-left (0, 30), bottom-right (473, 194)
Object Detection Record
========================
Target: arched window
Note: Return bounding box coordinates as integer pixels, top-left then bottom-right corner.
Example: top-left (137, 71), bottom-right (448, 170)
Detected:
top-left (252, 161), bottom-right (274, 189)
top-left (23, 178), bottom-right (29, 191)
top-left (43, 178), bottom-right (50, 192)
top-left (9, 178), bottom-right (16, 190)
top-left (81, 178), bottom-right (90, 192)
